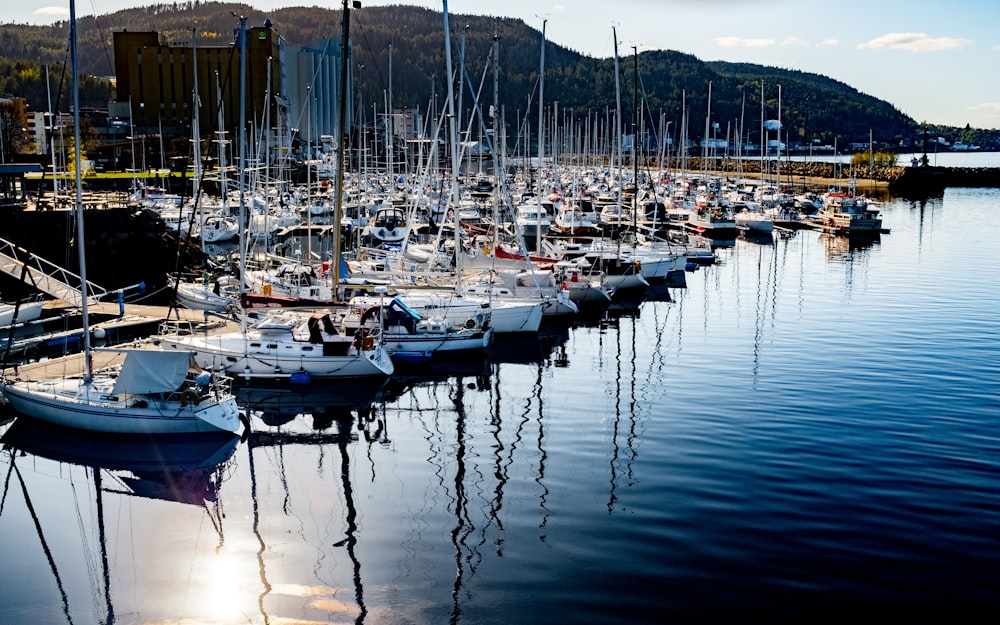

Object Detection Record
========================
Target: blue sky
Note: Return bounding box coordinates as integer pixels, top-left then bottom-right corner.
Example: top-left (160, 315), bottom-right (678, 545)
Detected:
top-left (11, 0), bottom-right (1000, 129)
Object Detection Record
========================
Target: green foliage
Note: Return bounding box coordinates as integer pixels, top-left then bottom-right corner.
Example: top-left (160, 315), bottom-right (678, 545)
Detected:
top-left (851, 150), bottom-right (897, 167)
top-left (0, 100), bottom-right (28, 154)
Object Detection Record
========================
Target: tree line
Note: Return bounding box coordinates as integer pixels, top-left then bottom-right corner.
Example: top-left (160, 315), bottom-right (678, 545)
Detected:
top-left (0, 1), bottom-right (995, 158)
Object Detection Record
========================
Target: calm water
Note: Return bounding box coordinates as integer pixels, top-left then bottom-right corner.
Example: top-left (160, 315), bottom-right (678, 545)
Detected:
top-left (2, 188), bottom-right (999, 624)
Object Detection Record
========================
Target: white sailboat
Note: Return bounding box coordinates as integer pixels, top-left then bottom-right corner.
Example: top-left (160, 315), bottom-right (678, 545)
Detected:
top-left (352, 296), bottom-right (492, 363)
top-left (0, 294), bottom-right (44, 328)
top-left (154, 308), bottom-right (395, 383)
top-left (154, 15), bottom-right (394, 384)
top-left (2, 349), bottom-right (242, 434)
top-left (0, 5), bottom-right (242, 436)
top-left (170, 28), bottom-right (239, 314)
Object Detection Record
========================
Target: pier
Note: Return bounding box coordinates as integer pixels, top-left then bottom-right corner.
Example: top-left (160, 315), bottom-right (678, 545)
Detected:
top-left (1, 302), bottom-right (236, 381)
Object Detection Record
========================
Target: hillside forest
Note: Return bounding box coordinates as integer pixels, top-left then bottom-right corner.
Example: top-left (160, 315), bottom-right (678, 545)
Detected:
top-left (0, 1), bottom-right (996, 158)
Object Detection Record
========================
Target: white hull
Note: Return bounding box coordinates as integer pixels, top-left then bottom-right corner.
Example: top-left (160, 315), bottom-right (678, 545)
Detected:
top-left (175, 282), bottom-right (232, 312)
top-left (462, 283), bottom-right (578, 318)
top-left (564, 281), bottom-right (613, 303)
top-left (2, 373), bottom-right (241, 435)
top-left (155, 332), bottom-right (394, 381)
top-left (0, 299), bottom-right (44, 327)
top-left (349, 292), bottom-right (543, 334)
top-left (734, 214), bottom-right (775, 233)
top-left (380, 327), bottom-right (493, 356)
top-left (603, 272), bottom-right (649, 290)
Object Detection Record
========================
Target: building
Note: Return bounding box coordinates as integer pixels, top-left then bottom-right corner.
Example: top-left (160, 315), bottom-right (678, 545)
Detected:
top-left (112, 21), bottom-right (357, 165)
top-left (112, 22), bottom-right (289, 158)
top-left (286, 39), bottom-right (355, 146)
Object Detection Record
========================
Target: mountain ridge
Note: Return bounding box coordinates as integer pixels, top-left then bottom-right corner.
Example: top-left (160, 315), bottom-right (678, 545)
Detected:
top-left (0, 2), bottom-right (993, 149)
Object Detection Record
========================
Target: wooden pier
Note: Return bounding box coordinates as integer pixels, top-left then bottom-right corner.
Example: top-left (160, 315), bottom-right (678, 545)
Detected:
top-left (2, 302), bottom-right (237, 381)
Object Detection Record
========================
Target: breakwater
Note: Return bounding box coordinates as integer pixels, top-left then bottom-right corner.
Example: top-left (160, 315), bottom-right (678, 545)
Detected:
top-left (657, 158), bottom-right (1000, 196)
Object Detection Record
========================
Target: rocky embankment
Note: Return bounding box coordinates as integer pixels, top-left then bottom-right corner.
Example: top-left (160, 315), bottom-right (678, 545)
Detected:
top-left (670, 157), bottom-right (1000, 196)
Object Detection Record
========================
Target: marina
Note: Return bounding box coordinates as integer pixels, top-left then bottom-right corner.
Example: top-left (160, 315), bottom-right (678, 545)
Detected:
top-left (1, 1), bottom-right (999, 620)
top-left (1, 186), bottom-right (998, 622)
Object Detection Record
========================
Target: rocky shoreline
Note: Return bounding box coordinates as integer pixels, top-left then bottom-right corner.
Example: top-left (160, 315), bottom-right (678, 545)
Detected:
top-left (668, 157), bottom-right (1000, 196)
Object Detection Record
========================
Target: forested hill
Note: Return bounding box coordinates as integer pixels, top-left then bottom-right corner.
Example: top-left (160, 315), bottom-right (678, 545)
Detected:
top-left (0, 1), bottom-right (982, 146)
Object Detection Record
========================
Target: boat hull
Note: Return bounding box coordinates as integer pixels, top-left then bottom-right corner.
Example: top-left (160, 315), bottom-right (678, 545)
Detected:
top-left (154, 332), bottom-right (395, 381)
top-left (380, 328), bottom-right (493, 359)
top-left (175, 283), bottom-right (232, 312)
top-left (2, 377), bottom-right (241, 435)
top-left (0, 299), bottom-right (44, 327)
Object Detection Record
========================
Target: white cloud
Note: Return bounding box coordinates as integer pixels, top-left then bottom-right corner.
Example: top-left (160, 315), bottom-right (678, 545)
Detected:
top-left (858, 32), bottom-right (970, 52)
top-left (780, 36), bottom-right (808, 47)
top-left (967, 102), bottom-right (1000, 117)
top-left (821, 39), bottom-right (840, 47)
top-left (714, 36), bottom-right (777, 49)
top-left (33, 6), bottom-right (68, 18)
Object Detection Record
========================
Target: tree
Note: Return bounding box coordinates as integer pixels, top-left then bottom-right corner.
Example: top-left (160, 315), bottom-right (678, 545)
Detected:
top-left (0, 98), bottom-right (29, 158)
top-left (65, 117), bottom-right (98, 175)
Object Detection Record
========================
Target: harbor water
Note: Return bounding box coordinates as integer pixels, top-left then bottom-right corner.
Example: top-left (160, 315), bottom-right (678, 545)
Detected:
top-left (1, 187), bottom-right (999, 623)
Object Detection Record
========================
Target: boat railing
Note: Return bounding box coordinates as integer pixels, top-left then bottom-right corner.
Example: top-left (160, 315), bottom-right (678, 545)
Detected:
top-left (157, 319), bottom-right (197, 337)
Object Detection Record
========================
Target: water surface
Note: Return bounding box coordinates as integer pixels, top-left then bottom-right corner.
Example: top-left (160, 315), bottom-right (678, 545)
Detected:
top-left (1, 188), bottom-right (998, 624)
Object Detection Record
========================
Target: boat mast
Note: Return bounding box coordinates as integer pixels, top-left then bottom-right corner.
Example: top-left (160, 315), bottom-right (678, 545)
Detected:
top-left (776, 83), bottom-right (782, 191)
top-left (236, 15), bottom-right (249, 332)
top-left (760, 79), bottom-right (765, 186)
top-left (44, 66), bottom-right (58, 201)
top-left (491, 32), bottom-right (500, 255)
top-left (70, 0), bottom-right (92, 382)
top-left (191, 27), bottom-right (205, 255)
top-left (536, 17), bottom-right (546, 254)
top-left (612, 27), bottom-right (623, 221)
top-left (442, 0), bottom-right (463, 290)
top-left (388, 42), bottom-right (393, 179)
top-left (632, 45), bottom-right (639, 232)
top-left (332, 0), bottom-right (357, 295)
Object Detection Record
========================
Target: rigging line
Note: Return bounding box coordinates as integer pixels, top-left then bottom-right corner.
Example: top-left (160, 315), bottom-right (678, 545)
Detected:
top-left (0, 455), bottom-right (15, 518)
top-left (86, 0), bottom-right (115, 78)
top-left (69, 472), bottom-right (102, 616)
top-left (13, 460), bottom-right (76, 625)
top-left (351, 14), bottom-right (388, 93)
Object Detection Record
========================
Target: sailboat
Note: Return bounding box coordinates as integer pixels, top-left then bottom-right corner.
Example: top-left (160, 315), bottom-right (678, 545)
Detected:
top-left (0, 294), bottom-right (44, 328)
top-left (0, 3), bottom-right (242, 436)
top-left (154, 15), bottom-right (394, 384)
top-left (169, 30), bottom-right (241, 314)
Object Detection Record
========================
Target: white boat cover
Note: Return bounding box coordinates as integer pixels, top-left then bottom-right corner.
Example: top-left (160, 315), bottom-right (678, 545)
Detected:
top-left (112, 350), bottom-right (197, 395)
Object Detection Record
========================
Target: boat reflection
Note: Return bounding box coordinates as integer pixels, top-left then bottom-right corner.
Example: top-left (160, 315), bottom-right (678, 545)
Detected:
top-left (487, 325), bottom-right (571, 366)
top-left (820, 231), bottom-right (881, 255)
top-left (0, 418), bottom-right (239, 624)
top-left (381, 353), bottom-right (492, 402)
top-left (235, 379), bottom-right (387, 429)
top-left (739, 229), bottom-right (776, 245)
top-left (2, 417), bottom-right (239, 483)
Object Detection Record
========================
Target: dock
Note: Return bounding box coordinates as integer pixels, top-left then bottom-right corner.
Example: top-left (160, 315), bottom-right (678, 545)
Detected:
top-left (2, 302), bottom-right (238, 381)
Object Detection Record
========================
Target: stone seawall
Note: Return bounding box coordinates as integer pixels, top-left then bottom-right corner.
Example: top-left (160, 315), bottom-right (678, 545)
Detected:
top-left (656, 158), bottom-right (1000, 196)
top-left (673, 158), bottom-right (902, 183)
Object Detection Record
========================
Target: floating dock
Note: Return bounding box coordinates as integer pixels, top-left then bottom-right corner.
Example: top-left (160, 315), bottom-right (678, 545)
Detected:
top-left (2, 302), bottom-right (237, 381)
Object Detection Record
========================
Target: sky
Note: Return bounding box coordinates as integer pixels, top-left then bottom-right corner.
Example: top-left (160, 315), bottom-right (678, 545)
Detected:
top-left (10, 0), bottom-right (1000, 129)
